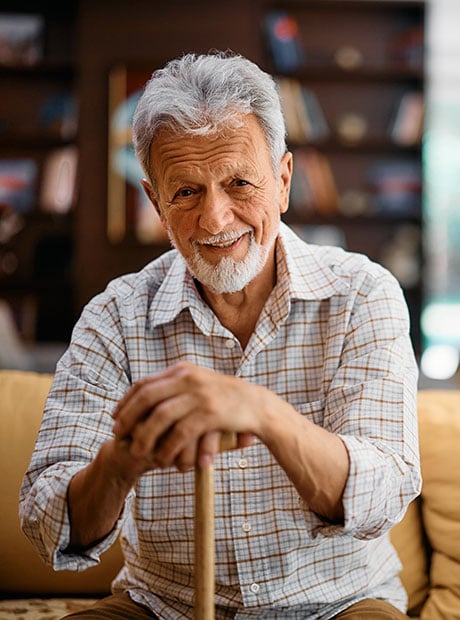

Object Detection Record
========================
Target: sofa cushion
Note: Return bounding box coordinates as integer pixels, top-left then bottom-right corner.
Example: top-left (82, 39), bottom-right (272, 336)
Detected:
top-left (0, 370), bottom-right (123, 596)
top-left (418, 390), bottom-right (460, 619)
top-left (390, 498), bottom-right (429, 615)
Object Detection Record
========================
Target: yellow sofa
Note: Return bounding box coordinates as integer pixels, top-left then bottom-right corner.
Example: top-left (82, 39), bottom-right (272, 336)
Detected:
top-left (1, 370), bottom-right (459, 619)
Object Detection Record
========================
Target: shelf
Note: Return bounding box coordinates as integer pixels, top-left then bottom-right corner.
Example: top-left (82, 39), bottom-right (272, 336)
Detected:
top-left (0, 132), bottom-right (76, 149)
top-left (0, 62), bottom-right (75, 80)
top-left (292, 136), bottom-right (421, 154)
top-left (272, 0), bottom-right (425, 9)
top-left (278, 64), bottom-right (423, 83)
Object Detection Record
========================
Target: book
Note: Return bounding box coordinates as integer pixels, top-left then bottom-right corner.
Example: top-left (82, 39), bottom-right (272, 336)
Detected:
top-left (300, 86), bottom-right (330, 143)
top-left (387, 25), bottom-right (423, 68)
top-left (40, 146), bottom-right (78, 214)
top-left (389, 92), bottom-right (424, 146)
top-left (264, 11), bottom-right (304, 73)
top-left (39, 92), bottom-right (78, 140)
top-left (0, 159), bottom-right (37, 213)
top-left (278, 78), bottom-right (329, 145)
top-left (291, 148), bottom-right (339, 216)
top-left (290, 150), bottom-right (315, 214)
top-left (367, 160), bottom-right (422, 216)
top-left (277, 78), bottom-right (304, 145)
top-left (0, 13), bottom-right (44, 67)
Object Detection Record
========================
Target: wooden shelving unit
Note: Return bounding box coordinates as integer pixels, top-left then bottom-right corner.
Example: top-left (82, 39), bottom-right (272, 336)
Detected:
top-left (0, 3), bottom-right (78, 342)
top-left (263, 0), bottom-right (425, 351)
top-left (0, 0), bottom-right (427, 355)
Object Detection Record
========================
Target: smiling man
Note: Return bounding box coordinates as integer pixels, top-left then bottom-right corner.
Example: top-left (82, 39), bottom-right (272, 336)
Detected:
top-left (20, 52), bottom-right (421, 620)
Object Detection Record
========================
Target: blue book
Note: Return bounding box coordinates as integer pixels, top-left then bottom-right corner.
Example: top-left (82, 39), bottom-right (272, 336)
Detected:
top-left (264, 11), bottom-right (304, 73)
top-left (0, 159), bottom-right (37, 213)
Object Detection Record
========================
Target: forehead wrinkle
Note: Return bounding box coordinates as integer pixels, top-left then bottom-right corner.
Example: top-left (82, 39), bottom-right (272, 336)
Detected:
top-left (165, 158), bottom-right (259, 187)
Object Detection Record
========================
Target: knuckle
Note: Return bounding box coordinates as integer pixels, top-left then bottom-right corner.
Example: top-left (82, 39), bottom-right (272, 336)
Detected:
top-left (173, 422), bottom-right (192, 444)
top-left (136, 385), bottom-right (152, 409)
top-left (132, 423), bottom-right (149, 449)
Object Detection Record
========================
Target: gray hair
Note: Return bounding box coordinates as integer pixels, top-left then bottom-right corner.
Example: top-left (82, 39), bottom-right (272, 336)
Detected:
top-left (132, 51), bottom-right (287, 184)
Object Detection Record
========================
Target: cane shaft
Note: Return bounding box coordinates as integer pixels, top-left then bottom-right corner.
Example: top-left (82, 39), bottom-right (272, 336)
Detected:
top-left (194, 432), bottom-right (237, 619)
top-left (195, 463), bottom-right (215, 620)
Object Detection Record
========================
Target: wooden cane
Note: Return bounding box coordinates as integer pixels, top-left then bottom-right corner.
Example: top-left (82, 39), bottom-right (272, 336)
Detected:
top-left (194, 432), bottom-right (237, 620)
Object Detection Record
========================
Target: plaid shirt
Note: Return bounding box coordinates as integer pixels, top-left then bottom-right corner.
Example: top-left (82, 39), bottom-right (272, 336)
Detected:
top-left (20, 223), bottom-right (421, 619)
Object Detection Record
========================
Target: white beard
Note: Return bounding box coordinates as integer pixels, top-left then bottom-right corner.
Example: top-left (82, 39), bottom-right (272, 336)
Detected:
top-left (169, 228), bottom-right (277, 294)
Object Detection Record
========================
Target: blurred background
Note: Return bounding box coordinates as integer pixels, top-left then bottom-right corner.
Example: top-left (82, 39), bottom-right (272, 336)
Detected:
top-left (0, 0), bottom-right (459, 389)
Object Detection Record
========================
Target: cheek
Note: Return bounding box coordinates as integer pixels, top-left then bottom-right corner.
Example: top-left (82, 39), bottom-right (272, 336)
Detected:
top-left (164, 211), bottom-right (197, 246)
top-left (248, 203), bottom-right (281, 246)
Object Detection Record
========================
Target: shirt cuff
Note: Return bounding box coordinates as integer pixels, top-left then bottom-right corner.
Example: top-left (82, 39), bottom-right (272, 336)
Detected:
top-left (297, 435), bottom-right (411, 539)
top-left (338, 435), bottom-right (409, 538)
top-left (22, 462), bottom-right (134, 571)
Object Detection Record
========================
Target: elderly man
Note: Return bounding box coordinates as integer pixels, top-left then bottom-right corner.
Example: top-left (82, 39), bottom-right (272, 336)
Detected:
top-left (20, 52), bottom-right (420, 619)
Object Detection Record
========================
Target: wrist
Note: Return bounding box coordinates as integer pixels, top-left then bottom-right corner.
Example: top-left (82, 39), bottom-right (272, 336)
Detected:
top-left (96, 439), bottom-right (141, 491)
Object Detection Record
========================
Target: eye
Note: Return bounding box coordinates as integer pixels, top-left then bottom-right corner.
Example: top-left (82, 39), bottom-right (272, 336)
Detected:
top-left (168, 187), bottom-right (195, 204)
top-left (232, 178), bottom-right (250, 187)
top-left (176, 188), bottom-right (194, 198)
top-left (166, 186), bottom-right (199, 210)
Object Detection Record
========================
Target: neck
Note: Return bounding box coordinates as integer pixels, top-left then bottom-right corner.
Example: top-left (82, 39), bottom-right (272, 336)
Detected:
top-left (198, 252), bottom-right (277, 349)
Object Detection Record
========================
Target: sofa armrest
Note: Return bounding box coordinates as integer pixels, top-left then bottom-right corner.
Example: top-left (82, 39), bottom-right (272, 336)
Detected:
top-left (0, 370), bottom-right (123, 596)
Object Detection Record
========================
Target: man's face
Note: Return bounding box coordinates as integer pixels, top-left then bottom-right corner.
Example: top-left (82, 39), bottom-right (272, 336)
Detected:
top-left (144, 114), bottom-right (292, 294)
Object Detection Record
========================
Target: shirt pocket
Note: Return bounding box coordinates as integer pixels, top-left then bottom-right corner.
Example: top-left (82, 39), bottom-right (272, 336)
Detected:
top-left (294, 399), bottom-right (325, 427)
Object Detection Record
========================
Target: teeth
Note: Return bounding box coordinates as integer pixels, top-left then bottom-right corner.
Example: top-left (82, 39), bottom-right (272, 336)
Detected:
top-left (213, 239), bottom-right (237, 247)
top-left (205, 236), bottom-right (240, 248)
top-left (198, 231), bottom-right (251, 248)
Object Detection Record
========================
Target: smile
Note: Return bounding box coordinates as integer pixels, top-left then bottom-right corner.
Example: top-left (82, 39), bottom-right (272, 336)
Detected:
top-left (198, 231), bottom-right (252, 250)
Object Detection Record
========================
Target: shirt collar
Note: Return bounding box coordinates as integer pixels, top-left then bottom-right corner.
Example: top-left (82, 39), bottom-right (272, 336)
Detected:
top-left (277, 223), bottom-right (350, 301)
top-left (148, 252), bottom-right (207, 330)
top-left (149, 223), bottom-right (350, 330)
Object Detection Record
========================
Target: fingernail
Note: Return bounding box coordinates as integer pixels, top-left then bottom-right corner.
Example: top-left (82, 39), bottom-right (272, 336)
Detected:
top-left (198, 453), bottom-right (214, 468)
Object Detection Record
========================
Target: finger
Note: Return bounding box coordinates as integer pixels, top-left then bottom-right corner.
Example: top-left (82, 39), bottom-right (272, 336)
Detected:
top-left (112, 374), bottom-right (182, 439)
top-left (151, 410), bottom-right (211, 467)
top-left (127, 417), bottom-right (157, 459)
top-left (112, 363), bottom-right (188, 421)
top-left (111, 379), bottom-right (147, 420)
top-left (198, 431), bottom-right (220, 468)
top-left (127, 393), bottom-right (192, 458)
top-left (237, 432), bottom-right (256, 449)
top-left (172, 436), bottom-right (199, 472)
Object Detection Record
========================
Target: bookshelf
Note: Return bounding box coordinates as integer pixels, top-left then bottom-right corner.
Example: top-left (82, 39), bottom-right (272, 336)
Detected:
top-left (263, 0), bottom-right (425, 352)
top-left (0, 4), bottom-right (78, 343)
top-left (0, 0), bottom-right (426, 355)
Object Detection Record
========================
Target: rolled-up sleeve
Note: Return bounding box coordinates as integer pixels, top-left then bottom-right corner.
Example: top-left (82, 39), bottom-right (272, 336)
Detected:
top-left (20, 460), bottom-right (135, 571)
top-left (19, 296), bottom-right (132, 570)
top-left (301, 269), bottom-right (421, 539)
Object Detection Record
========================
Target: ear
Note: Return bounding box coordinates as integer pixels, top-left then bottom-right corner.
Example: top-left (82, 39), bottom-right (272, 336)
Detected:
top-left (141, 178), bottom-right (162, 219)
top-left (278, 151), bottom-right (293, 215)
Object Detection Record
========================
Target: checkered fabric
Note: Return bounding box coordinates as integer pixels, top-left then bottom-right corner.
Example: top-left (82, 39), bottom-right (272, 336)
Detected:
top-left (20, 224), bottom-right (420, 619)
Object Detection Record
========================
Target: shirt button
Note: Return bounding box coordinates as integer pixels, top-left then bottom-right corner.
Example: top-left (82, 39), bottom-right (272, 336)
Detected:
top-left (250, 582), bottom-right (260, 594)
top-left (238, 458), bottom-right (248, 469)
top-left (242, 521), bottom-right (251, 532)
top-left (225, 339), bottom-right (236, 349)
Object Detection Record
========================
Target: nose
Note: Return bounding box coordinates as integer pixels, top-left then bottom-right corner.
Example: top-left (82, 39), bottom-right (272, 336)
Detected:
top-left (198, 187), bottom-right (234, 234)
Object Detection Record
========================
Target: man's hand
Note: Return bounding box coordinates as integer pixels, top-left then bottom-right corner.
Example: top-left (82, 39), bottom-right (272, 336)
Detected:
top-left (111, 361), bottom-right (260, 471)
